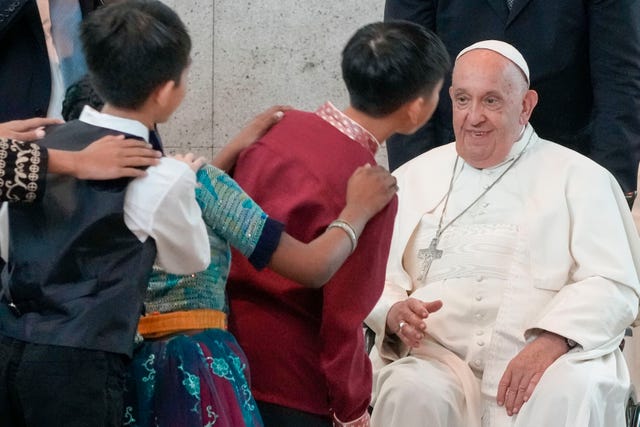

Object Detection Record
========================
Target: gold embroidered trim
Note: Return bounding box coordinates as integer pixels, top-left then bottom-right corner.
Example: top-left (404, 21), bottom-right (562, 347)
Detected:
top-left (0, 138), bottom-right (41, 202)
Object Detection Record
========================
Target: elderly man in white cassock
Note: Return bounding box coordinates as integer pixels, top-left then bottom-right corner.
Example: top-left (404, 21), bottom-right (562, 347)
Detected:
top-left (366, 40), bottom-right (640, 427)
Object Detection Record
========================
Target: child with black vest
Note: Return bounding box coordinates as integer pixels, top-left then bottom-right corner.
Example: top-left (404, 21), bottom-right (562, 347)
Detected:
top-left (0, 1), bottom-right (211, 426)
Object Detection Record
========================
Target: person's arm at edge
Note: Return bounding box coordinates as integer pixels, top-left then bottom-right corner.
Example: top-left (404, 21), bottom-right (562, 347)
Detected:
top-left (199, 163), bottom-right (397, 289)
top-left (0, 137), bottom-right (47, 202)
top-left (48, 134), bottom-right (161, 179)
top-left (1, 117), bottom-right (162, 181)
top-left (268, 164), bottom-right (397, 288)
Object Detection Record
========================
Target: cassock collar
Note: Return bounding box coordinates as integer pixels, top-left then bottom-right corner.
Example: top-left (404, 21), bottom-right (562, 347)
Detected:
top-left (79, 106), bottom-right (150, 142)
top-left (508, 124), bottom-right (534, 161)
top-left (315, 101), bottom-right (380, 156)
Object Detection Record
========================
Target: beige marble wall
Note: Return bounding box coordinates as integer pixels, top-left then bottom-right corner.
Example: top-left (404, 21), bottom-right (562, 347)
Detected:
top-left (160, 0), bottom-right (388, 167)
top-left (158, 0), bottom-right (214, 157)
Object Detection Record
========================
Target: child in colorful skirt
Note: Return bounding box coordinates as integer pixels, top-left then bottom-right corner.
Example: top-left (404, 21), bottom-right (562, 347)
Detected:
top-left (122, 109), bottom-right (397, 426)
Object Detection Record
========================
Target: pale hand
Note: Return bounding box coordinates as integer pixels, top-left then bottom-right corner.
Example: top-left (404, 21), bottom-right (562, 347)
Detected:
top-left (345, 164), bottom-right (398, 221)
top-left (227, 104), bottom-right (291, 151)
top-left (71, 135), bottom-right (162, 179)
top-left (210, 105), bottom-right (291, 171)
top-left (172, 152), bottom-right (208, 172)
top-left (0, 117), bottom-right (63, 141)
top-left (387, 298), bottom-right (443, 348)
top-left (497, 331), bottom-right (569, 416)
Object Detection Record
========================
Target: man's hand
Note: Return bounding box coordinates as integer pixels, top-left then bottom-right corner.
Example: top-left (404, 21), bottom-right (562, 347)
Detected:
top-left (0, 117), bottom-right (63, 141)
top-left (386, 298), bottom-right (443, 348)
top-left (172, 152), bottom-right (208, 172)
top-left (497, 331), bottom-right (570, 416)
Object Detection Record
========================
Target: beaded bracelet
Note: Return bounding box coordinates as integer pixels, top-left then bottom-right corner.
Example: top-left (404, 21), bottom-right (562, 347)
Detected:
top-left (328, 219), bottom-right (358, 254)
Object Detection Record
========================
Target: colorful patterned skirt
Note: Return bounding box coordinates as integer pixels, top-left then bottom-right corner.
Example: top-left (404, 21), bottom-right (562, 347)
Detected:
top-left (123, 328), bottom-right (264, 427)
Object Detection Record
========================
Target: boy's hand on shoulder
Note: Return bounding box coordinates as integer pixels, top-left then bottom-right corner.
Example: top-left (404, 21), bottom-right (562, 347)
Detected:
top-left (345, 164), bottom-right (398, 220)
top-left (211, 105), bottom-right (291, 172)
top-left (228, 104), bottom-right (291, 151)
top-left (75, 135), bottom-right (161, 179)
top-left (49, 135), bottom-right (161, 179)
top-left (171, 152), bottom-right (207, 172)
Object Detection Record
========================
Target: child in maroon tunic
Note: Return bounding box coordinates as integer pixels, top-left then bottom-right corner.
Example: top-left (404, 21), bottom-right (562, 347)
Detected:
top-left (228, 21), bottom-right (451, 427)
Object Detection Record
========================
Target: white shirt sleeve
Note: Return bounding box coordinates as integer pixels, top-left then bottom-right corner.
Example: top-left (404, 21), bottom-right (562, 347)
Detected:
top-left (124, 157), bottom-right (210, 274)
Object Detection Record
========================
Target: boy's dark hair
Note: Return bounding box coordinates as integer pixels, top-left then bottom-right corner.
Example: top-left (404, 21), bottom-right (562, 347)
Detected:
top-left (80, 0), bottom-right (191, 109)
top-left (341, 21), bottom-right (450, 117)
top-left (62, 75), bottom-right (104, 121)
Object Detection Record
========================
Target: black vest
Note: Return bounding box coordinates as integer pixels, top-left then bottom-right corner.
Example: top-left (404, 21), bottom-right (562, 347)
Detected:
top-left (0, 121), bottom-right (157, 357)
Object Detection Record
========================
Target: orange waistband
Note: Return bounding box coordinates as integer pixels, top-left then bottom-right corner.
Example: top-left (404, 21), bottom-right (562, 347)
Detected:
top-left (138, 309), bottom-right (227, 339)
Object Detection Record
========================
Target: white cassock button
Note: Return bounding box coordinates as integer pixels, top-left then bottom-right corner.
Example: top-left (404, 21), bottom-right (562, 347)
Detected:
top-left (482, 202), bottom-right (490, 208)
top-left (475, 313), bottom-right (483, 320)
top-left (476, 276), bottom-right (484, 282)
top-left (477, 340), bottom-right (485, 346)
top-left (474, 359), bottom-right (482, 367)
top-left (475, 295), bottom-right (482, 301)
top-left (476, 330), bottom-right (484, 336)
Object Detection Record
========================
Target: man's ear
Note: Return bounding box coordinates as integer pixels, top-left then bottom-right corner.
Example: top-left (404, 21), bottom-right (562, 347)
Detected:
top-left (520, 89), bottom-right (539, 125)
top-left (152, 80), bottom-right (176, 109)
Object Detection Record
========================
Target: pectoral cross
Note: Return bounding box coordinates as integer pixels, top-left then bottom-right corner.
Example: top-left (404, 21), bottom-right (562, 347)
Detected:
top-left (417, 237), bottom-right (443, 282)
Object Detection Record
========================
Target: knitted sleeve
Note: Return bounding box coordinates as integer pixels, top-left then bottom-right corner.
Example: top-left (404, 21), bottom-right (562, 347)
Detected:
top-left (195, 165), bottom-right (283, 270)
top-left (0, 138), bottom-right (47, 202)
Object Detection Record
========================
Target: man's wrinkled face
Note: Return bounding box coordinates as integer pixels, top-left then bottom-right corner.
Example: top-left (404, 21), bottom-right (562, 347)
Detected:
top-left (450, 50), bottom-right (533, 168)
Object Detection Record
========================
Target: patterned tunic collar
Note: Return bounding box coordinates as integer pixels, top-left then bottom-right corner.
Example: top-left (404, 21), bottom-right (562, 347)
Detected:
top-left (315, 101), bottom-right (380, 156)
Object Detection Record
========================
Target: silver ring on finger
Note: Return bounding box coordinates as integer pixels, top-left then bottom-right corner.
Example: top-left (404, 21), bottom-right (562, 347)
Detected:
top-left (398, 321), bottom-right (406, 332)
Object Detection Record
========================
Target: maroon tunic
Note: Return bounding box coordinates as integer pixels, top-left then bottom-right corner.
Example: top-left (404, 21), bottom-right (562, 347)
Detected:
top-left (228, 108), bottom-right (397, 422)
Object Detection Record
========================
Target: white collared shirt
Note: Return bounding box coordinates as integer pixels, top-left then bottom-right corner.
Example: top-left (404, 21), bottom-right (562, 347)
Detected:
top-left (0, 106), bottom-right (210, 275)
